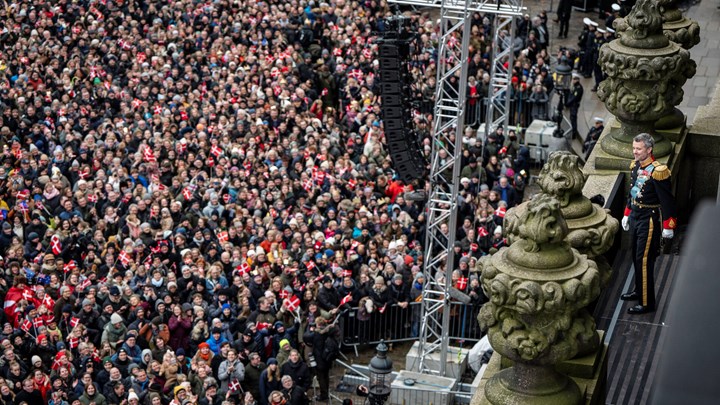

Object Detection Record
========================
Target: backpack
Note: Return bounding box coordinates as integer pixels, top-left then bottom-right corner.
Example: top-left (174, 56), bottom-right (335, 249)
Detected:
top-left (322, 333), bottom-right (341, 363)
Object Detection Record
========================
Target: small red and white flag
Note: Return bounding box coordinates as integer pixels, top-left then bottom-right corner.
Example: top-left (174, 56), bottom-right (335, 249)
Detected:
top-left (20, 318), bottom-right (32, 333)
top-left (302, 179), bottom-right (313, 192)
top-left (236, 262), bottom-right (251, 277)
top-left (340, 293), bottom-right (353, 306)
top-left (23, 290), bottom-right (34, 301)
top-left (16, 189), bottom-right (30, 200)
top-left (284, 295), bottom-right (301, 312)
top-left (210, 145), bottom-right (223, 158)
top-left (42, 294), bottom-right (55, 310)
top-left (69, 317), bottom-right (80, 328)
top-left (63, 261), bottom-right (77, 273)
top-left (32, 317), bottom-right (44, 329)
top-left (131, 98), bottom-right (142, 109)
top-left (378, 304), bottom-right (387, 314)
top-left (229, 379), bottom-right (242, 393)
top-left (153, 105), bottom-right (163, 115)
top-left (78, 278), bottom-right (92, 291)
top-left (51, 234), bottom-right (62, 255)
top-left (118, 251), bottom-right (132, 266)
top-left (68, 337), bottom-right (79, 349)
top-left (217, 231), bottom-right (229, 244)
top-left (143, 146), bottom-right (156, 163)
top-left (456, 277), bottom-right (468, 291)
top-left (478, 227), bottom-right (489, 237)
top-left (182, 187), bottom-right (194, 201)
top-left (347, 179), bottom-right (357, 189)
top-left (87, 194), bottom-right (98, 203)
top-left (279, 290), bottom-right (289, 300)
top-left (305, 260), bottom-right (316, 271)
top-left (494, 207), bottom-right (506, 218)
top-left (470, 243), bottom-right (479, 252)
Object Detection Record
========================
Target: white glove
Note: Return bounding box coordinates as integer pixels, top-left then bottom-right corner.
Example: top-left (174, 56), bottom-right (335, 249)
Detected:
top-left (621, 216), bottom-right (629, 231)
top-left (662, 229), bottom-right (674, 239)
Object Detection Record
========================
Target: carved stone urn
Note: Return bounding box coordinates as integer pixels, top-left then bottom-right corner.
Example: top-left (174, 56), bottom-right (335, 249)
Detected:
top-left (597, 0), bottom-right (695, 160)
top-left (655, 0), bottom-right (701, 129)
top-left (479, 194), bottom-right (601, 405)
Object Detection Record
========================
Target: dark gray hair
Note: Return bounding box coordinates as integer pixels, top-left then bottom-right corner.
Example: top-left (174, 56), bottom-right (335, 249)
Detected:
top-left (633, 133), bottom-right (654, 149)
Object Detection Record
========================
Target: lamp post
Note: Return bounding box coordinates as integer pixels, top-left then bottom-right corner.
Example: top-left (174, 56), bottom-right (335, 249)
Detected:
top-left (368, 340), bottom-right (393, 405)
top-left (552, 56), bottom-right (573, 138)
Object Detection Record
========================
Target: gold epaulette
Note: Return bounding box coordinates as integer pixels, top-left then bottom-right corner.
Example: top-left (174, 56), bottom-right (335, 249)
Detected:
top-left (651, 161), bottom-right (671, 181)
top-left (629, 160), bottom-right (635, 170)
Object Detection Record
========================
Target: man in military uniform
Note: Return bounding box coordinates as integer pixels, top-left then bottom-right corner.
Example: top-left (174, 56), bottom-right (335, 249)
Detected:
top-left (620, 134), bottom-right (676, 314)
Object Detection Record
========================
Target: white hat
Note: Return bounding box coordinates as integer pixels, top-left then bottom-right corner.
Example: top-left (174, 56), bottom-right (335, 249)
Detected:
top-left (611, 3), bottom-right (621, 11)
top-left (494, 226), bottom-right (503, 235)
top-left (583, 17), bottom-right (598, 27)
top-left (247, 249), bottom-right (256, 257)
top-left (593, 117), bottom-right (605, 123)
top-left (389, 241), bottom-right (397, 250)
top-left (111, 313), bottom-right (123, 324)
top-left (597, 28), bottom-right (606, 34)
top-left (608, 27), bottom-right (616, 33)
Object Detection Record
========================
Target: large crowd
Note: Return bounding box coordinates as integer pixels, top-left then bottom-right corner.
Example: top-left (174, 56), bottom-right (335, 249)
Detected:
top-left (0, 0), bottom-right (602, 404)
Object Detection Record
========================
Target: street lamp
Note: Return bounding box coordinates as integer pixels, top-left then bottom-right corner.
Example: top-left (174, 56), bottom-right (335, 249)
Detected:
top-left (368, 340), bottom-right (393, 405)
top-left (552, 55), bottom-right (573, 138)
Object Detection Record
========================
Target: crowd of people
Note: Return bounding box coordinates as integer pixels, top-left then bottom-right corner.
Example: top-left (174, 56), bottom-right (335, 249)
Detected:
top-left (0, 0), bottom-right (610, 404)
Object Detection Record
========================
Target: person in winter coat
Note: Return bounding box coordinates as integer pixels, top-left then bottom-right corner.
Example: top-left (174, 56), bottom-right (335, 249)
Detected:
top-left (78, 382), bottom-right (107, 405)
top-left (101, 314), bottom-right (127, 350)
top-left (302, 319), bottom-right (340, 401)
top-left (218, 348), bottom-right (245, 392)
top-left (205, 328), bottom-right (228, 355)
top-left (258, 358), bottom-right (283, 405)
top-left (168, 304), bottom-right (193, 351)
top-left (242, 352), bottom-right (266, 401)
top-left (279, 350), bottom-right (311, 391)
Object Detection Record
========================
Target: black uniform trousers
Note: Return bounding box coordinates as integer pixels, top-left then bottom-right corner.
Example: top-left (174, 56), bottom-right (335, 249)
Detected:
top-left (629, 207), bottom-right (662, 309)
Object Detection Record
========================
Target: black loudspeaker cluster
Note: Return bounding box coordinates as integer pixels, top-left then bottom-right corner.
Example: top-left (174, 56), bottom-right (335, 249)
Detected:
top-left (378, 17), bottom-right (426, 183)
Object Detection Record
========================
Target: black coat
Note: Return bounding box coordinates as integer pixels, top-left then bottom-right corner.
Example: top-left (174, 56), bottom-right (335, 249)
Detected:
top-left (279, 359), bottom-right (311, 391)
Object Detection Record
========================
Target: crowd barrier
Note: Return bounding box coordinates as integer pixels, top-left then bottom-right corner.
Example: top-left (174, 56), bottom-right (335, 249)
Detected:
top-left (337, 301), bottom-right (484, 356)
top-left (418, 94), bottom-right (554, 131)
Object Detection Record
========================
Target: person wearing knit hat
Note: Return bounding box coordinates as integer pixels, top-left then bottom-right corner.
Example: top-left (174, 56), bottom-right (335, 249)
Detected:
top-left (31, 355), bottom-right (42, 367)
top-left (173, 385), bottom-right (187, 402)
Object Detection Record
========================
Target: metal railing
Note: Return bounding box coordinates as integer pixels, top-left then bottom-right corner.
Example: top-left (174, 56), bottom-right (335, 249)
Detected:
top-left (337, 301), bottom-right (484, 355)
top-left (464, 95), bottom-right (552, 130)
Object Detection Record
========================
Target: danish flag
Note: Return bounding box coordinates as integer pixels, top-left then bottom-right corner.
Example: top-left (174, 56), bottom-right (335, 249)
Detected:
top-left (456, 277), bottom-right (468, 291)
top-left (87, 194), bottom-right (97, 203)
top-left (279, 290), bottom-right (289, 300)
top-left (229, 379), bottom-right (242, 392)
top-left (32, 317), bottom-right (44, 329)
top-left (347, 179), bottom-right (357, 189)
top-left (63, 261), bottom-right (77, 273)
top-left (378, 304), bottom-right (387, 314)
top-left (154, 105), bottom-right (163, 115)
top-left (68, 337), bottom-right (79, 349)
top-left (340, 293), bottom-right (353, 306)
top-left (20, 319), bottom-right (32, 332)
top-left (217, 231), bottom-right (229, 244)
top-left (51, 234), bottom-right (62, 255)
top-left (16, 189), bottom-right (30, 200)
top-left (182, 187), bottom-right (194, 201)
top-left (478, 227), bottom-right (489, 237)
top-left (236, 262), bottom-right (251, 277)
top-left (42, 294), bottom-right (55, 310)
top-left (265, 55), bottom-right (275, 65)
top-left (210, 145), bottom-right (223, 158)
top-left (143, 146), bottom-right (156, 163)
top-left (78, 278), bottom-right (92, 291)
top-left (256, 322), bottom-right (271, 330)
top-left (284, 295), bottom-right (301, 312)
top-left (206, 157), bottom-right (215, 168)
top-left (35, 200), bottom-right (45, 211)
top-left (118, 251), bottom-right (132, 266)
top-left (305, 260), bottom-right (316, 271)
top-left (69, 317), bottom-right (80, 328)
top-left (494, 207), bottom-right (506, 218)
top-left (341, 269), bottom-right (353, 277)
top-left (302, 179), bottom-right (313, 192)
top-left (470, 243), bottom-right (479, 252)
top-left (131, 98), bottom-right (142, 109)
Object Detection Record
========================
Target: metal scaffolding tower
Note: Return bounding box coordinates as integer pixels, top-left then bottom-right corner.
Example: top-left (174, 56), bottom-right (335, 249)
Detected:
top-left (386, 0), bottom-right (524, 376)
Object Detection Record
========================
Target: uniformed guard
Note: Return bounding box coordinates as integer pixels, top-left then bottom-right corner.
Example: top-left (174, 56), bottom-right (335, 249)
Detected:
top-left (620, 133), bottom-right (676, 314)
